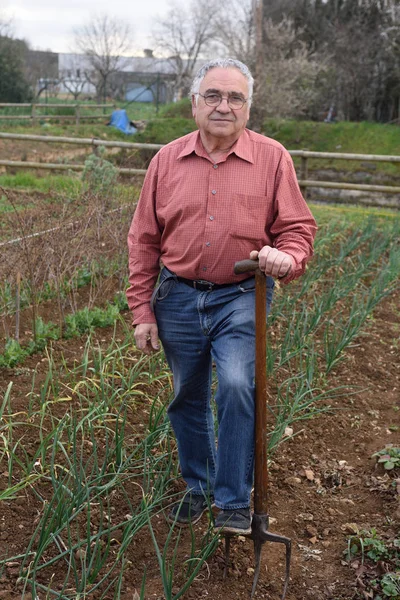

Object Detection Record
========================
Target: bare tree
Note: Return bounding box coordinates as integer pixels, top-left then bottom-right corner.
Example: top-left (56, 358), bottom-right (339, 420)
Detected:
top-left (60, 74), bottom-right (88, 101)
top-left (74, 14), bottom-right (133, 101)
top-left (151, 0), bottom-right (216, 98)
top-left (213, 0), bottom-right (256, 66)
top-left (59, 54), bottom-right (91, 100)
top-left (259, 17), bottom-right (329, 120)
top-left (214, 2), bottom-right (329, 125)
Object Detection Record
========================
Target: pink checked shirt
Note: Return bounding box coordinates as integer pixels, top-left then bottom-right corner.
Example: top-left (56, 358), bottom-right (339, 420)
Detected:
top-left (127, 128), bottom-right (317, 324)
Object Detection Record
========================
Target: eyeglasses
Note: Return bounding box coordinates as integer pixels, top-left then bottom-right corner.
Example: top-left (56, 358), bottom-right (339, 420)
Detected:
top-left (197, 92), bottom-right (248, 110)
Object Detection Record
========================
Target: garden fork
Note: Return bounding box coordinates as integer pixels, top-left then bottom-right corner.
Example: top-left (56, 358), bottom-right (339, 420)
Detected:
top-left (223, 259), bottom-right (292, 599)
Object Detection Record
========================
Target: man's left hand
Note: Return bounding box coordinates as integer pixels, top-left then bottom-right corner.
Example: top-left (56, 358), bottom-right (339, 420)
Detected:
top-left (250, 246), bottom-right (293, 279)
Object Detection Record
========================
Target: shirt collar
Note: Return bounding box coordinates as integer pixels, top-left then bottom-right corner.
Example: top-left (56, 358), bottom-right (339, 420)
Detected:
top-left (177, 131), bottom-right (200, 159)
top-left (230, 129), bottom-right (254, 163)
top-left (177, 129), bottom-right (254, 164)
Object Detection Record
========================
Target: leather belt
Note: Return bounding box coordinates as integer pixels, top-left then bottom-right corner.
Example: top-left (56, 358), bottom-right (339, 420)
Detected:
top-left (176, 277), bottom-right (236, 292)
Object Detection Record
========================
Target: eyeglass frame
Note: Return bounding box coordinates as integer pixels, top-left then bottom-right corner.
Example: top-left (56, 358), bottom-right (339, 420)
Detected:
top-left (196, 92), bottom-right (250, 110)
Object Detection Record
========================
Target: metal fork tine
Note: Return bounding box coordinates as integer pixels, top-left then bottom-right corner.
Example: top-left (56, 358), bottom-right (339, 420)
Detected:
top-left (250, 538), bottom-right (262, 598)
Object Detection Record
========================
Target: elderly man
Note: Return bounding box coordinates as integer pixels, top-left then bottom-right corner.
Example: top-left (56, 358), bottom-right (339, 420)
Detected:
top-left (127, 58), bottom-right (317, 534)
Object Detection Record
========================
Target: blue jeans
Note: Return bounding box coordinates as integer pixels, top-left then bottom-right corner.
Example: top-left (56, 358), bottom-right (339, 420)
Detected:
top-left (154, 267), bottom-right (274, 510)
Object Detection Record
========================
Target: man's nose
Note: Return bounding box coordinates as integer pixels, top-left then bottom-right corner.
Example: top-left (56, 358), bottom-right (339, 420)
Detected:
top-left (216, 97), bottom-right (231, 112)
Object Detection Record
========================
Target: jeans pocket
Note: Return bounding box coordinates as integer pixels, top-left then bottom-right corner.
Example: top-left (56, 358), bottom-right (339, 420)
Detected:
top-left (238, 276), bottom-right (274, 313)
top-left (150, 271), bottom-right (176, 312)
top-left (238, 277), bottom-right (256, 293)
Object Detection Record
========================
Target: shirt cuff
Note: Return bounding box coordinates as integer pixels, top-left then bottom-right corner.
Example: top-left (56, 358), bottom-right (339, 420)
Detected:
top-left (132, 304), bottom-right (157, 326)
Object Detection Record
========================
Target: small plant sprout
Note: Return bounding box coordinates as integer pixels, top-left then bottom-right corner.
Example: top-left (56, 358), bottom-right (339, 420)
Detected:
top-left (346, 529), bottom-right (400, 598)
top-left (372, 445), bottom-right (400, 471)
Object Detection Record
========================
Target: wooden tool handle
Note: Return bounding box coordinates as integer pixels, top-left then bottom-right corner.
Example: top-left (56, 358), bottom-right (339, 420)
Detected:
top-left (254, 269), bottom-right (268, 515)
top-left (234, 259), bottom-right (259, 275)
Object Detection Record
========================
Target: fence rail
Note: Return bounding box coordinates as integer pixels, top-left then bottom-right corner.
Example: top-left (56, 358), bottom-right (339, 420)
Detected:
top-left (0, 104), bottom-right (114, 108)
top-left (0, 104), bottom-right (116, 126)
top-left (0, 160), bottom-right (146, 175)
top-left (0, 131), bottom-right (399, 205)
top-left (0, 132), bottom-right (162, 150)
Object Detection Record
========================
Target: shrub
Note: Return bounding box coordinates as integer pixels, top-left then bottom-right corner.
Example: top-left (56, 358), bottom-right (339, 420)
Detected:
top-left (81, 147), bottom-right (118, 197)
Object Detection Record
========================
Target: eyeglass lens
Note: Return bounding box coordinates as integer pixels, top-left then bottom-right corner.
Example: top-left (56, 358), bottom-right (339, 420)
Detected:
top-left (202, 93), bottom-right (245, 109)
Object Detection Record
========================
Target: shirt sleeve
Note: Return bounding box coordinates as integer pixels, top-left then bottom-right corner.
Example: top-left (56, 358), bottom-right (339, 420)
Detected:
top-left (270, 151), bottom-right (317, 283)
top-left (126, 154), bottom-right (162, 325)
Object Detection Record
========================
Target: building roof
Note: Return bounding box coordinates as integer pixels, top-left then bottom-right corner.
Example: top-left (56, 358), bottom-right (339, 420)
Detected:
top-left (58, 53), bottom-right (181, 75)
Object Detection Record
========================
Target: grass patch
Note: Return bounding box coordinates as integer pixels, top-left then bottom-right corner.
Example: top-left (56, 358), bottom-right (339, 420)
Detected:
top-left (134, 118), bottom-right (197, 145)
top-left (264, 119), bottom-right (400, 176)
top-left (0, 122), bottom-right (116, 139)
top-left (0, 171), bottom-right (139, 211)
top-left (0, 171), bottom-right (82, 196)
top-left (264, 119), bottom-right (400, 156)
top-left (309, 202), bottom-right (400, 227)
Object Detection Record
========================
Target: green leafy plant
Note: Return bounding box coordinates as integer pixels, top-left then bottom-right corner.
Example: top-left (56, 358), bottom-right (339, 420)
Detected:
top-left (346, 529), bottom-right (400, 598)
top-left (113, 290), bottom-right (129, 312)
top-left (347, 528), bottom-right (392, 563)
top-left (372, 445), bottom-right (400, 471)
top-left (0, 338), bottom-right (28, 367)
top-left (30, 316), bottom-right (59, 351)
top-left (64, 304), bottom-right (120, 338)
top-left (81, 147), bottom-right (118, 197)
top-left (377, 572), bottom-right (400, 598)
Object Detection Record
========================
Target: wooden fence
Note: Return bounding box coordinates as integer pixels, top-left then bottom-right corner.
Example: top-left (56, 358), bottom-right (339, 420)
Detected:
top-left (0, 132), bottom-right (399, 205)
top-left (0, 103), bottom-right (115, 126)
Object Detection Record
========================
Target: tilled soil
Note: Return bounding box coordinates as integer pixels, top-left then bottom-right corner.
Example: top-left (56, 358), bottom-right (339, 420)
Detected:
top-left (0, 291), bottom-right (399, 600)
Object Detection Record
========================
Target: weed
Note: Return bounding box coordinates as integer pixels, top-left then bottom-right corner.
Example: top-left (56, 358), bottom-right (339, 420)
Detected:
top-left (30, 316), bottom-right (59, 350)
top-left (346, 529), bottom-right (400, 598)
top-left (0, 303), bottom-right (121, 366)
top-left (64, 304), bottom-right (120, 338)
top-left (372, 446), bottom-right (400, 471)
top-left (376, 572), bottom-right (400, 598)
top-left (0, 338), bottom-right (28, 367)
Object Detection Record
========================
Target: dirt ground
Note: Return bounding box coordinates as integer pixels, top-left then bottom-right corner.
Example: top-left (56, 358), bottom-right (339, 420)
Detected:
top-left (0, 286), bottom-right (399, 599)
top-left (0, 140), bottom-right (399, 597)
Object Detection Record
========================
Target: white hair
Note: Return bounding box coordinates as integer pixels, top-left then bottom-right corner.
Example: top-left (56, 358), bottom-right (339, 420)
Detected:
top-left (190, 58), bottom-right (254, 107)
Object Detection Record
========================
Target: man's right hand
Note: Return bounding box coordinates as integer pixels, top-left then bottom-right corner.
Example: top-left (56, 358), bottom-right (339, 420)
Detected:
top-left (134, 323), bottom-right (160, 354)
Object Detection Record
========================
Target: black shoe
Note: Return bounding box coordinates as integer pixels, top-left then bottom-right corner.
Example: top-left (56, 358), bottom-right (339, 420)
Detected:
top-left (168, 493), bottom-right (214, 526)
top-left (214, 508), bottom-right (252, 535)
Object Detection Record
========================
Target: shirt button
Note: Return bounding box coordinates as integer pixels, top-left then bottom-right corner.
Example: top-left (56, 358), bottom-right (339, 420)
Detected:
top-left (202, 266), bottom-right (207, 271)
top-left (209, 216), bottom-right (214, 221)
top-left (211, 190), bottom-right (217, 195)
top-left (206, 242), bottom-right (211, 247)
top-left (213, 164), bottom-right (218, 169)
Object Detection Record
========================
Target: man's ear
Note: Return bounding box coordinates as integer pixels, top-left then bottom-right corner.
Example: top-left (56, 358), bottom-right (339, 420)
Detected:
top-left (191, 94), bottom-right (197, 116)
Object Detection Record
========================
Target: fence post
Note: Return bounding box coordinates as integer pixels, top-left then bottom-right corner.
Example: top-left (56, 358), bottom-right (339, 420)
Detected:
top-left (299, 152), bottom-right (308, 200)
top-left (75, 104), bottom-right (80, 126)
top-left (31, 103), bottom-right (37, 127)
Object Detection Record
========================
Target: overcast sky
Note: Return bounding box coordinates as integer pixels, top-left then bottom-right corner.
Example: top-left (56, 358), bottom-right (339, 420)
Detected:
top-left (2, 0), bottom-right (169, 54)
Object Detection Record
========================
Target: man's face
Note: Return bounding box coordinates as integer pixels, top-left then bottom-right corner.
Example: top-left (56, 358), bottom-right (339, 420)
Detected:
top-left (191, 67), bottom-right (250, 142)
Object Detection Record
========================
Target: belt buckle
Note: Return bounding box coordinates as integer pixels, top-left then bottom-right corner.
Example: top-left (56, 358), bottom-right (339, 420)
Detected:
top-left (194, 279), bottom-right (214, 291)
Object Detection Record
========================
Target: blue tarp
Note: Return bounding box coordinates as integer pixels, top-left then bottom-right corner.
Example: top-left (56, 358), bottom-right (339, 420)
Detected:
top-left (108, 109), bottom-right (137, 135)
